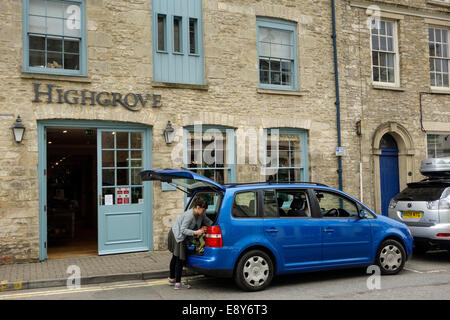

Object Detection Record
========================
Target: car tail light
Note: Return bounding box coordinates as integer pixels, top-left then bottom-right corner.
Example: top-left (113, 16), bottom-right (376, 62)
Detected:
top-left (389, 199), bottom-right (398, 209)
top-left (427, 199), bottom-right (450, 210)
top-left (205, 226), bottom-right (223, 248)
top-left (436, 233), bottom-right (450, 237)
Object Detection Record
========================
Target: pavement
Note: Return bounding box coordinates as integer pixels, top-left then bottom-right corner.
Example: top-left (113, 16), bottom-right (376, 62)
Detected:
top-left (0, 250), bottom-right (197, 293)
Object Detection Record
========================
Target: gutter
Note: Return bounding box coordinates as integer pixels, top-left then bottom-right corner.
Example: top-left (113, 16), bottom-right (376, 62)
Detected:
top-left (331, 0), bottom-right (343, 191)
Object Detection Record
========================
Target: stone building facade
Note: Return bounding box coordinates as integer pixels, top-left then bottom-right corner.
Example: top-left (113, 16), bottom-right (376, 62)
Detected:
top-left (336, 0), bottom-right (450, 214)
top-left (0, 0), bottom-right (449, 264)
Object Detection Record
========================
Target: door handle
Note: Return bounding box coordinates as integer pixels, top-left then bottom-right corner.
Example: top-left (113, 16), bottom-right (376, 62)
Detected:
top-left (265, 227), bottom-right (278, 233)
top-left (323, 228), bottom-right (334, 233)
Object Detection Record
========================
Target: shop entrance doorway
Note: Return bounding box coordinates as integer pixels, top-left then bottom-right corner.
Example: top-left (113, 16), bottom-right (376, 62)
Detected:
top-left (38, 120), bottom-right (153, 261)
top-left (46, 127), bottom-right (98, 258)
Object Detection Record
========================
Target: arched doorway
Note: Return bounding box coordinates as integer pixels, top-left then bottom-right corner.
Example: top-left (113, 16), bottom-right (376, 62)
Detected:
top-left (379, 134), bottom-right (399, 216)
top-left (372, 122), bottom-right (415, 215)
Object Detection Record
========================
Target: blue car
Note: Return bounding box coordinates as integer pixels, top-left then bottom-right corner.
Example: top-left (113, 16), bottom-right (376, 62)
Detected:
top-left (140, 169), bottom-right (414, 291)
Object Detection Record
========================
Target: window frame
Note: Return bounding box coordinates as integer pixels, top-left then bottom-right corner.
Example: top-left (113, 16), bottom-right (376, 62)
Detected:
top-left (313, 189), bottom-right (361, 220)
top-left (428, 25), bottom-right (450, 89)
top-left (264, 188), bottom-right (314, 219)
top-left (256, 17), bottom-right (298, 91)
top-left (231, 190), bottom-right (260, 219)
top-left (22, 0), bottom-right (87, 77)
top-left (183, 125), bottom-right (237, 186)
top-left (157, 14), bottom-right (168, 53)
top-left (263, 128), bottom-right (308, 182)
top-left (152, 0), bottom-right (204, 85)
top-left (426, 132), bottom-right (450, 158)
top-left (369, 18), bottom-right (400, 87)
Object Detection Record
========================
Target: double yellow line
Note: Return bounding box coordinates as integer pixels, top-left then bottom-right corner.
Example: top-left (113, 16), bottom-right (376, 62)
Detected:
top-left (0, 278), bottom-right (169, 300)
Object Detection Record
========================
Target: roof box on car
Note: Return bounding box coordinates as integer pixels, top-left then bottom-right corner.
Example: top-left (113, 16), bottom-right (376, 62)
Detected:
top-left (420, 158), bottom-right (450, 177)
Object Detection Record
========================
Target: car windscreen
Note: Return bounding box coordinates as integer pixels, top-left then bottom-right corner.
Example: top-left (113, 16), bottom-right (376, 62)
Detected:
top-left (394, 185), bottom-right (446, 201)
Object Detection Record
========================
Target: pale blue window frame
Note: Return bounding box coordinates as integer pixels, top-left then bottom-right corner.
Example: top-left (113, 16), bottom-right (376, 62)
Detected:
top-left (22, 0), bottom-right (87, 77)
top-left (152, 0), bottom-right (204, 85)
top-left (264, 128), bottom-right (308, 182)
top-left (257, 17), bottom-right (298, 91)
top-left (184, 125), bottom-right (236, 183)
top-left (162, 125), bottom-right (236, 192)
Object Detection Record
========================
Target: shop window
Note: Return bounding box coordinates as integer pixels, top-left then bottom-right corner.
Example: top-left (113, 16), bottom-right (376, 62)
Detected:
top-left (257, 17), bottom-right (298, 91)
top-left (152, 0), bottom-right (204, 84)
top-left (184, 126), bottom-right (236, 185)
top-left (23, 0), bottom-right (87, 76)
top-left (264, 128), bottom-right (308, 182)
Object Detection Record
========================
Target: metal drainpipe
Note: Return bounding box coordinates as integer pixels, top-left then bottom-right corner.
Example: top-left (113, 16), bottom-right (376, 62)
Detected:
top-left (331, 0), bottom-right (343, 191)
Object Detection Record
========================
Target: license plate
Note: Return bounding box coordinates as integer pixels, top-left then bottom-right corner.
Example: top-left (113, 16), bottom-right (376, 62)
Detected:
top-left (402, 211), bottom-right (422, 219)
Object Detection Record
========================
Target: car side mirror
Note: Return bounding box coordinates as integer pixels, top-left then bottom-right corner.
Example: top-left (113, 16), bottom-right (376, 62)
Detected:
top-left (358, 210), bottom-right (367, 219)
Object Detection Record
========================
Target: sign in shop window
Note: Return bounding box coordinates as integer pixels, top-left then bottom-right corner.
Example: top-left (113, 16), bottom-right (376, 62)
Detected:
top-left (101, 131), bottom-right (144, 206)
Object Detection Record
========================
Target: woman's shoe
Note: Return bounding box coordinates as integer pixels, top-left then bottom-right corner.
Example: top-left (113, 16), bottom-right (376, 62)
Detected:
top-left (174, 283), bottom-right (191, 290)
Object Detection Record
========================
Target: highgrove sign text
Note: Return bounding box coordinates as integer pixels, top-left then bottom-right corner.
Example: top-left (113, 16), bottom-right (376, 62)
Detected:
top-left (32, 83), bottom-right (162, 111)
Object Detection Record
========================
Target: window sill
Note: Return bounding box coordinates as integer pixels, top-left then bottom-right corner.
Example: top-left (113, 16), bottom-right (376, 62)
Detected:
top-left (371, 84), bottom-right (405, 92)
top-left (257, 88), bottom-right (307, 96)
top-left (426, 0), bottom-right (450, 8)
top-left (430, 87), bottom-right (450, 94)
top-left (21, 73), bottom-right (92, 83)
top-left (151, 81), bottom-right (209, 91)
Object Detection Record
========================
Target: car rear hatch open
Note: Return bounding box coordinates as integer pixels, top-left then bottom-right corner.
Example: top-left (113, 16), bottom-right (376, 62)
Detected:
top-left (139, 168), bottom-right (226, 195)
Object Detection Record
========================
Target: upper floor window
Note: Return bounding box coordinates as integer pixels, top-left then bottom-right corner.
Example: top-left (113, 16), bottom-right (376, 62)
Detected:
top-left (152, 0), bottom-right (204, 85)
top-left (371, 19), bottom-right (399, 86)
top-left (256, 18), bottom-right (298, 91)
top-left (429, 27), bottom-right (449, 88)
top-left (23, 0), bottom-right (86, 76)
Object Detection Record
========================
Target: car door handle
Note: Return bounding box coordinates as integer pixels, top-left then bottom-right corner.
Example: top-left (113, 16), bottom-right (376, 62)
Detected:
top-left (323, 228), bottom-right (334, 233)
top-left (265, 227), bottom-right (278, 233)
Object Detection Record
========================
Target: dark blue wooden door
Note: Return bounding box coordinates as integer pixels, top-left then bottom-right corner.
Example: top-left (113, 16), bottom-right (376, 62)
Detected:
top-left (380, 146), bottom-right (399, 216)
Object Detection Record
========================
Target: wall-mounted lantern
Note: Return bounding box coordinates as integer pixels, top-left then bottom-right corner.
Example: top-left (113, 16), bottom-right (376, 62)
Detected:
top-left (12, 115), bottom-right (25, 143)
top-left (164, 121), bottom-right (175, 144)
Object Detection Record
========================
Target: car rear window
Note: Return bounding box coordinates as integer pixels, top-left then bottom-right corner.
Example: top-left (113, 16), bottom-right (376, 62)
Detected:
top-left (188, 191), bottom-right (223, 222)
top-left (394, 185), bottom-right (446, 201)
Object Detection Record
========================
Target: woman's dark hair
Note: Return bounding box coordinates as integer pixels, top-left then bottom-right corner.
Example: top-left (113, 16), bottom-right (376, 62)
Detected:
top-left (193, 197), bottom-right (208, 209)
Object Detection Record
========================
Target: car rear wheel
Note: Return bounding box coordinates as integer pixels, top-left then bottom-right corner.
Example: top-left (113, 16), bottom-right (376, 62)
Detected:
top-left (376, 239), bottom-right (406, 275)
top-left (234, 250), bottom-right (274, 291)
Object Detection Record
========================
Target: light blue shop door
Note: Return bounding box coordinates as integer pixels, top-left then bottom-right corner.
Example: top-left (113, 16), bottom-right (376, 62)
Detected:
top-left (97, 129), bottom-right (150, 255)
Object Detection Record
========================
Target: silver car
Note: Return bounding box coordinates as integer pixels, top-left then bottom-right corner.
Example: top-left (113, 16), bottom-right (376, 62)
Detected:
top-left (388, 179), bottom-right (450, 253)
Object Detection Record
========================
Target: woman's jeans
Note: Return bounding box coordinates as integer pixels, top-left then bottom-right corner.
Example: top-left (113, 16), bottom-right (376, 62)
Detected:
top-left (169, 255), bottom-right (183, 283)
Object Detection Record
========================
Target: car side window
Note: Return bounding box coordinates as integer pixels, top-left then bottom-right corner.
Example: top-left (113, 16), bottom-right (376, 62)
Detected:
top-left (232, 191), bottom-right (258, 218)
top-left (276, 190), bottom-right (311, 218)
top-left (316, 191), bottom-right (358, 218)
top-left (263, 190), bottom-right (279, 217)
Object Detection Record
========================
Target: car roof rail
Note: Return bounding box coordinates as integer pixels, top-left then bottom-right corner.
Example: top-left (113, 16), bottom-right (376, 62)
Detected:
top-left (225, 181), bottom-right (329, 187)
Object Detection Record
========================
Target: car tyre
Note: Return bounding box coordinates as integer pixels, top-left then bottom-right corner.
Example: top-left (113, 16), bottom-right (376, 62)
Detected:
top-left (376, 239), bottom-right (406, 275)
top-left (234, 250), bottom-right (274, 291)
